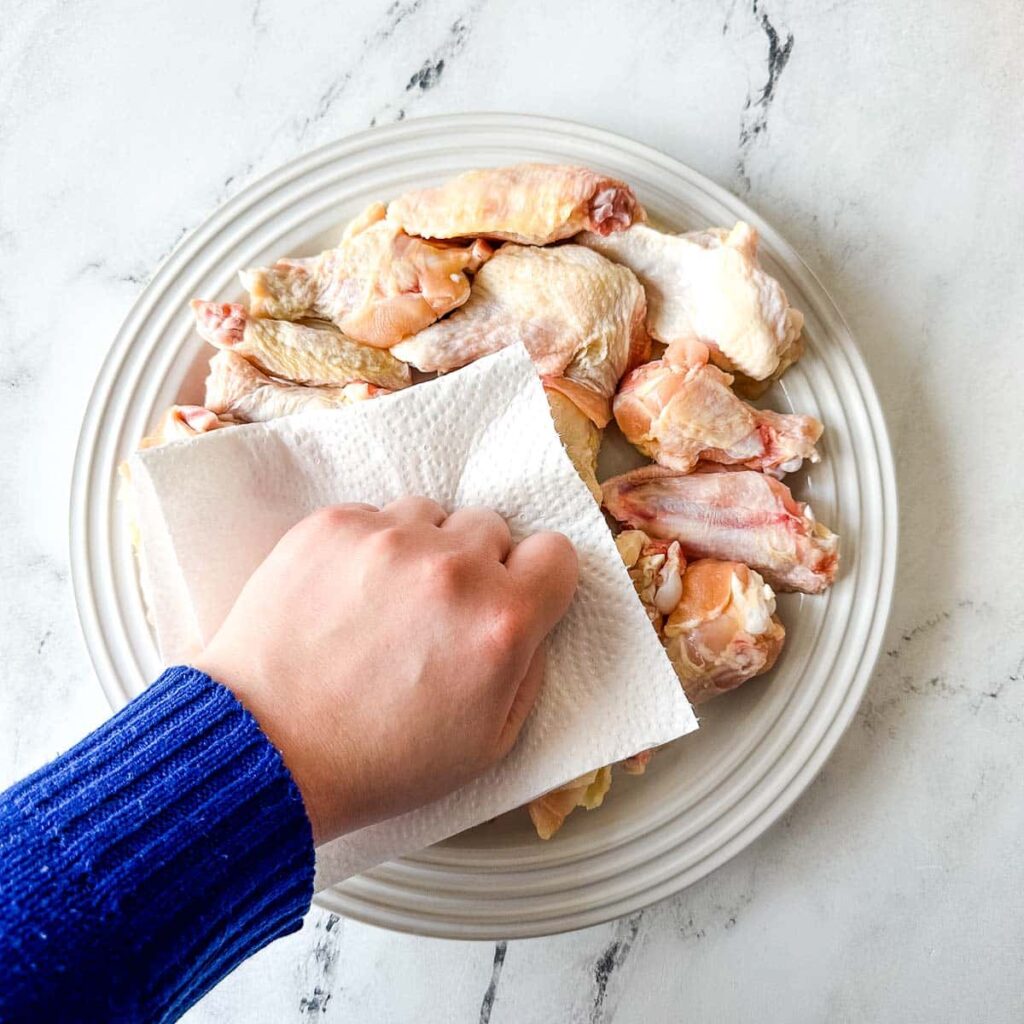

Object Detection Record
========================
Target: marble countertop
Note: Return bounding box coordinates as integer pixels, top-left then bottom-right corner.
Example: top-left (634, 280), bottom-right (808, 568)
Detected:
top-left (2, 1), bottom-right (1021, 1020)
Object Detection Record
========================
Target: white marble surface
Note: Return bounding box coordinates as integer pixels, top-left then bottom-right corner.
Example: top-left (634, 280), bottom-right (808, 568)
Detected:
top-left (1, 0), bottom-right (1021, 1020)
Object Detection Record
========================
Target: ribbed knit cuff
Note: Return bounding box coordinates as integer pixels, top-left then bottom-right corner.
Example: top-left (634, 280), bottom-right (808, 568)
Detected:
top-left (0, 666), bottom-right (314, 1023)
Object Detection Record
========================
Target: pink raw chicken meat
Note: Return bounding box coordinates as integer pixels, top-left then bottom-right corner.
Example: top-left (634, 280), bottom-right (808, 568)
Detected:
top-left (387, 163), bottom-right (645, 246)
top-left (614, 339), bottom-right (822, 475)
top-left (615, 530), bottom-right (786, 705)
top-left (526, 525), bottom-right (788, 840)
top-left (602, 465), bottom-right (839, 594)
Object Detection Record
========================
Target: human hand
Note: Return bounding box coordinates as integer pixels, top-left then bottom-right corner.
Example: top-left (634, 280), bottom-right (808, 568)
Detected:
top-left (194, 498), bottom-right (578, 845)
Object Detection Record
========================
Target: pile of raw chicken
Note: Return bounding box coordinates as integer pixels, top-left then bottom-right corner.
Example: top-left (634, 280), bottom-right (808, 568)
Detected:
top-left (141, 164), bottom-right (839, 841)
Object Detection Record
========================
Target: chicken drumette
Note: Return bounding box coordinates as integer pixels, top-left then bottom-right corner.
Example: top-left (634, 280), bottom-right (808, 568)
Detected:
top-left (526, 526), bottom-right (787, 840)
top-left (614, 339), bottom-right (822, 475)
top-left (615, 530), bottom-right (786, 704)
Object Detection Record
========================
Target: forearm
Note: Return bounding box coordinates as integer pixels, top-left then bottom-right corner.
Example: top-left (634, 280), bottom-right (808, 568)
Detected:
top-left (0, 666), bottom-right (314, 1023)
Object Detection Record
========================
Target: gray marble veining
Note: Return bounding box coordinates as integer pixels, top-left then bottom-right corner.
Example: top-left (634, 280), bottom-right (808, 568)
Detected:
top-left (1, 0), bottom-right (1021, 1021)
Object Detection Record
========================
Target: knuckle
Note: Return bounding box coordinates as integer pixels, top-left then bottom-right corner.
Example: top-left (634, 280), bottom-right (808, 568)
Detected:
top-left (297, 505), bottom-right (359, 544)
top-left (306, 502), bottom-right (378, 534)
top-left (426, 550), bottom-right (471, 592)
top-left (364, 524), bottom-right (405, 559)
top-left (309, 505), bottom-right (351, 531)
top-left (469, 506), bottom-right (508, 530)
top-left (390, 495), bottom-right (445, 519)
top-left (482, 601), bottom-right (530, 660)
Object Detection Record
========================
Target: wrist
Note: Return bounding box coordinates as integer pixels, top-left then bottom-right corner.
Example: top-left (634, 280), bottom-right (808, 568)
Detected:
top-left (192, 654), bottom-right (335, 845)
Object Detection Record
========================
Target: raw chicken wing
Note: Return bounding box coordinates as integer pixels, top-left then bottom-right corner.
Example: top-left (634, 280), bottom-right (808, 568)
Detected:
top-left (205, 350), bottom-right (390, 423)
top-left (527, 766), bottom-right (612, 840)
top-left (603, 466), bottom-right (838, 594)
top-left (139, 405), bottom-right (228, 448)
top-left (614, 339), bottom-right (822, 475)
top-left (614, 528), bottom-right (684, 630)
top-left (616, 529), bottom-right (785, 703)
top-left (121, 405), bottom-right (230, 550)
top-left (578, 222), bottom-right (803, 382)
top-left (240, 202), bottom-right (491, 347)
top-left (191, 301), bottom-right (411, 391)
top-left (388, 164), bottom-right (644, 245)
top-left (664, 557), bottom-right (785, 703)
top-left (392, 244), bottom-right (649, 427)
top-left (619, 750), bottom-right (655, 775)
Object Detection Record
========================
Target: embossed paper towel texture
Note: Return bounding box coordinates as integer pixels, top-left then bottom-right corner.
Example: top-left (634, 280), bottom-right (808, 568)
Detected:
top-left (130, 344), bottom-right (697, 885)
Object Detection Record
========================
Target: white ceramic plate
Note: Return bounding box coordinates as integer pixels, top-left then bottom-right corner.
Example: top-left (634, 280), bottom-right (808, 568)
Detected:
top-left (70, 113), bottom-right (896, 940)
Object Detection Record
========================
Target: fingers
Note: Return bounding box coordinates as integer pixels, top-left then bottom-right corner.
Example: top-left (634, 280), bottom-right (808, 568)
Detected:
top-left (442, 507), bottom-right (513, 562)
top-left (383, 496), bottom-right (448, 526)
top-left (497, 644), bottom-right (546, 756)
top-left (504, 531), bottom-right (579, 641)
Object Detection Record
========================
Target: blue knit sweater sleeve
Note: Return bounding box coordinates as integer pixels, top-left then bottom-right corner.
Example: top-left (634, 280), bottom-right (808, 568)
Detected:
top-left (0, 665), bottom-right (315, 1023)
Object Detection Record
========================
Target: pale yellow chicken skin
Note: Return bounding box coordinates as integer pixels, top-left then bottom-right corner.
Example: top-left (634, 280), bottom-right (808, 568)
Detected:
top-left (204, 350), bottom-right (390, 424)
top-left (240, 202), bottom-right (492, 348)
top-left (392, 244), bottom-right (649, 428)
top-left (614, 339), bottom-right (822, 475)
top-left (545, 387), bottom-right (602, 500)
top-left (526, 766), bottom-right (612, 842)
top-left (191, 301), bottom-right (411, 391)
top-left (387, 163), bottom-right (645, 246)
top-left (577, 221), bottom-right (804, 384)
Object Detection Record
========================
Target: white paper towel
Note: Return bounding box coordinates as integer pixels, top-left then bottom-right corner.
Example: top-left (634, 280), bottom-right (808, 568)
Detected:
top-left (130, 344), bottom-right (698, 887)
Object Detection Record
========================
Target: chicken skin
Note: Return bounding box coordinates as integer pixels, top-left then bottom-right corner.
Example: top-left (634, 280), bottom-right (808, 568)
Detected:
top-left (121, 405), bottom-right (231, 550)
top-left (603, 465), bottom-right (839, 594)
top-left (387, 164), bottom-right (645, 246)
top-left (545, 387), bottom-right (602, 500)
top-left (577, 221), bottom-right (803, 383)
top-left (527, 766), bottom-right (612, 841)
top-left (615, 529), bottom-right (786, 704)
top-left (204, 350), bottom-right (390, 423)
top-left (139, 405), bottom-right (228, 449)
top-left (239, 202), bottom-right (491, 348)
top-left (392, 244), bottom-right (649, 427)
top-left (614, 339), bottom-right (822, 475)
top-left (191, 301), bottom-right (411, 391)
